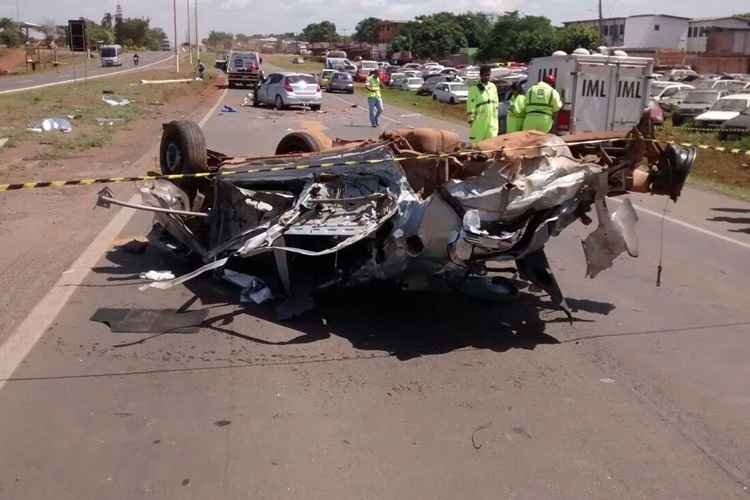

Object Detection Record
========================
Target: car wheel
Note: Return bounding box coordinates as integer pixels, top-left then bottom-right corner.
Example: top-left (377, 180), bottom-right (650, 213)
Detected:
top-left (432, 94), bottom-right (437, 101)
top-left (275, 95), bottom-right (284, 111)
top-left (311, 104), bottom-right (321, 111)
top-left (159, 120), bottom-right (207, 175)
top-left (449, 97), bottom-right (455, 104)
top-left (227, 80), bottom-right (234, 89)
top-left (275, 131), bottom-right (332, 154)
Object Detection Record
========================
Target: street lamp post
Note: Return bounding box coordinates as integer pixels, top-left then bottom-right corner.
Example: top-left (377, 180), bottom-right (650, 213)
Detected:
top-left (187, 0), bottom-right (192, 65)
top-left (195, 0), bottom-right (200, 63)
top-left (173, 0), bottom-right (179, 73)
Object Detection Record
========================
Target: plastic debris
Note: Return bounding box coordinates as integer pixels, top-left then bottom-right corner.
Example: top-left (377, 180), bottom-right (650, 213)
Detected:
top-left (140, 78), bottom-right (193, 85)
top-left (241, 93), bottom-right (254, 106)
top-left (222, 270), bottom-right (274, 304)
top-left (139, 270), bottom-right (176, 281)
top-left (96, 117), bottom-right (126, 126)
top-left (102, 95), bottom-right (131, 106)
top-left (221, 105), bottom-right (238, 113)
top-left (0, 138), bottom-right (7, 149)
top-left (27, 118), bottom-right (73, 133)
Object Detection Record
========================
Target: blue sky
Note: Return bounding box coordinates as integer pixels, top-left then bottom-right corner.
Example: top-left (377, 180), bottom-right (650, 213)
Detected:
top-left (5, 0), bottom-right (749, 42)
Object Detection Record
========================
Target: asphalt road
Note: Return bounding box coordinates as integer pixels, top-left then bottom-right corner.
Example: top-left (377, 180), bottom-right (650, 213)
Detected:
top-left (1, 81), bottom-right (750, 499)
top-left (0, 51), bottom-right (173, 94)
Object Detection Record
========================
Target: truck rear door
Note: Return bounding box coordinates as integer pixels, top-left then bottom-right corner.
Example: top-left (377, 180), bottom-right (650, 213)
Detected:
top-left (572, 62), bottom-right (612, 132)
top-left (611, 64), bottom-right (649, 130)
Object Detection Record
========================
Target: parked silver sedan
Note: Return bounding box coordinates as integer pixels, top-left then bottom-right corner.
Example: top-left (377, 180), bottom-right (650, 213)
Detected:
top-left (254, 72), bottom-right (322, 110)
top-left (327, 71), bottom-right (354, 94)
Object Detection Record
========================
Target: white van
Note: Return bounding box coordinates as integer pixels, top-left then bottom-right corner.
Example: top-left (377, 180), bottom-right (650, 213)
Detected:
top-left (100, 45), bottom-right (123, 67)
top-left (526, 52), bottom-right (654, 133)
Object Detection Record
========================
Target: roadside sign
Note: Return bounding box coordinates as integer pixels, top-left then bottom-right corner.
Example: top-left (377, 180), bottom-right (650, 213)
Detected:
top-left (68, 20), bottom-right (86, 52)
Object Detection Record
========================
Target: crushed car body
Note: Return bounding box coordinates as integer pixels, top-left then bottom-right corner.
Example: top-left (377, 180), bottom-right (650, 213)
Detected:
top-left (98, 115), bottom-right (696, 319)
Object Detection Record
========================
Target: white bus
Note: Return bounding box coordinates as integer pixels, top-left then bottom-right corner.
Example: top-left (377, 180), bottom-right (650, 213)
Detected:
top-left (100, 45), bottom-right (123, 67)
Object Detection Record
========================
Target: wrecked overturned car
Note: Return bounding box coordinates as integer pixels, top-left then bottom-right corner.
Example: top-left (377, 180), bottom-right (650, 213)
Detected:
top-left (98, 116), bottom-right (695, 319)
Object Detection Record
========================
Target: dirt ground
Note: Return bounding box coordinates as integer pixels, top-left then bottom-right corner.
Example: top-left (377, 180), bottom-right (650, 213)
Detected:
top-left (0, 77), bottom-right (223, 339)
top-left (0, 48), bottom-right (25, 74)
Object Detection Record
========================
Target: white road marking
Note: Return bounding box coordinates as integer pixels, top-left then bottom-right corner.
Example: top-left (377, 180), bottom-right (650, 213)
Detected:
top-left (611, 198), bottom-right (750, 252)
top-left (0, 55), bottom-right (174, 95)
top-left (0, 87), bottom-right (228, 388)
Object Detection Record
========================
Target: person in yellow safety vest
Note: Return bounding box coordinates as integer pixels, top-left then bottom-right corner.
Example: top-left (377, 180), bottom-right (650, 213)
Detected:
top-left (506, 82), bottom-right (526, 133)
top-left (466, 65), bottom-right (499, 143)
top-left (366, 70), bottom-right (383, 127)
top-left (522, 74), bottom-right (563, 134)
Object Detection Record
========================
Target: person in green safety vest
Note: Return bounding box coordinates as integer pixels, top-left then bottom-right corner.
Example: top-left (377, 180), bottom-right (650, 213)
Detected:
top-left (506, 82), bottom-right (526, 134)
top-left (365, 70), bottom-right (383, 127)
top-left (466, 65), bottom-right (499, 143)
top-left (522, 74), bottom-right (562, 134)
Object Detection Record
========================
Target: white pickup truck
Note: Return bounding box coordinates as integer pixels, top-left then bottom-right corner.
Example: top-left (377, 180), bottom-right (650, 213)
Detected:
top-left (526, 52), bottom-right (654, 134)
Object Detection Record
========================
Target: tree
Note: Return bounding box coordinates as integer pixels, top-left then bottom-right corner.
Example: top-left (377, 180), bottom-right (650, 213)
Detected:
top-left (207, 30), bottom-right (234, 49)
top-left (40, 18), bottom-right (60, 43)
top-left (102, 13), bottom-right (113, 30)
top-left (0, 17), bottom-right (23, 47)
top-left (353, 17), bottom-right (382, 44)
top-left (478, 12), bottom-right (556, 62)
top-left (146, 27), bottom-right (167, 51)
top-left (456, 12), bottom-right (492, 48)
top-left (555, 24), bottom-right (601, 54)
top-left (393, 14), bottom-right (467, 59)
top-left (115, 17), bottom-right (151, 48)
top-left (85, 21), bottom-right (114, 47)
top-left (301, 21), bottom-right (338, 43)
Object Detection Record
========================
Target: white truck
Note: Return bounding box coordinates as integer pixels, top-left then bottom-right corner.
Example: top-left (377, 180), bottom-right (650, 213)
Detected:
top-left (526, 53), bottom-right (654, 134)
top-left (100, 44), bottom-right (123, 67)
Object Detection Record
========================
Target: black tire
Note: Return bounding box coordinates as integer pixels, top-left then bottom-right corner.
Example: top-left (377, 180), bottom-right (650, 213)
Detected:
top-left (450, 97), bottom-right (455, 104)
top-left (311, 104), bottom-right (321, 111)
top-left (227, 80), bottom-right (234, 89)
top-left (275, 95), bottom-right (284, 111)
top-left (671, 115), bottom-right (683, 127)
top-left (253, 91), bottom-right (260, 107)
top-left (432, 94), bottom-right (437, 101)
top-left (275, 131), bottom-right (332, 155)
top-left (159, 120), bottom-right (207, 175)
top-left (348, 89), bottom-right (354, 94)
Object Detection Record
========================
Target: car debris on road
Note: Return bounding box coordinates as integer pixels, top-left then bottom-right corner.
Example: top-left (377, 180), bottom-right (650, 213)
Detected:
top-left (98, 114), bottom-right (696, 320)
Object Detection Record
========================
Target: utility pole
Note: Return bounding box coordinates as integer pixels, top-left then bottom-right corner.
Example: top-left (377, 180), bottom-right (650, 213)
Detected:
top-left (598, 0), bottom-right (604, 44)
top-left (187, 0), bottom-right (192, 65)
top-left (195, 0), bottom-right (200, 63)
top-left (173, 0), bottom-right (179, 73)
top-left (15, 0), bottom-right (20, 22)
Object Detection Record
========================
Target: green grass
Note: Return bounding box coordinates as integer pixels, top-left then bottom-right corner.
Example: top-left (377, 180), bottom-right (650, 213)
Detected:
top-left (264, 54), bottom-right (323, 74)
top-left (0, 53), bottom-right (216, 156)
top-left (355, 85), bottom-right (466, 124)
top-left (656, 122), bottom-right (750, 200)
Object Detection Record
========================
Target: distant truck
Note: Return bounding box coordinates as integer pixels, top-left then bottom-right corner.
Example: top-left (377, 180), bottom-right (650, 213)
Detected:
top-left (100, 45), bottom-right (123, 67)
top-left (526, 51), bottom-right (654, 134)
top-left (226, 51), bottom-right (264, 89)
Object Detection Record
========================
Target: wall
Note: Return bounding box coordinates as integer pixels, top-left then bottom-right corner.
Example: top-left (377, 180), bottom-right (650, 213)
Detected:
top-left (687, 18), bottom-right (750, 53)
top-left (685, 53), bottom-right (750, 73)
top-left (624, 16), bottom-right (688, 49)
top-left (707, 29), bottom-right (750, 55)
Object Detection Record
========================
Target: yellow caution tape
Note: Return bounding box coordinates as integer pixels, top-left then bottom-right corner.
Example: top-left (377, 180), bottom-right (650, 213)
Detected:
top-left (0, 137), bottom-right (744, 193)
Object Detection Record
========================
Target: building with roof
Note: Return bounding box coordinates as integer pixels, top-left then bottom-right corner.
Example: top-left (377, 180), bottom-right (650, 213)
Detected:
top-left (562, 17), bottom-right (626, 46)
top-left (687, 17), bottom-right (750, 53)
top-left (623, 15), bottom-right (690, 50)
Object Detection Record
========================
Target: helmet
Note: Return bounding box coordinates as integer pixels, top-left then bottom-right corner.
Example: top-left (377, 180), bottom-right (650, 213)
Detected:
top-left (543, 74), bottom-right (556, 86)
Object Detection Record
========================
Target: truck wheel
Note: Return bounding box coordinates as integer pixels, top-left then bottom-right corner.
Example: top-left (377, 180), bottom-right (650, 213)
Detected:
top-left (275, 95), bottom-right (284, 111)
top-left (311, 104), bottom-right (321, 111)
top-left (275, 131), bottom-right (332, 155)
top-left (160, 120), bottom-right (207, 175)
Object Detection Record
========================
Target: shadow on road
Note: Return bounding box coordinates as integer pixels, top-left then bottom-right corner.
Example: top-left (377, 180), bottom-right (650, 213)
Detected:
top-left (92, 245), bottom-right (615, 360)
top-left (707, 208), bottom-right (750, 234)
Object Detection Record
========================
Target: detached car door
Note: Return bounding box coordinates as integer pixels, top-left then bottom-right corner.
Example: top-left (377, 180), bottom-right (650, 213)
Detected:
top-left (263, 74), bottom-right (281, 104)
